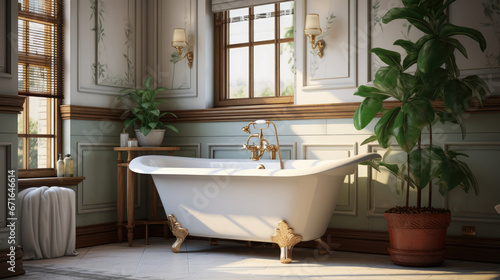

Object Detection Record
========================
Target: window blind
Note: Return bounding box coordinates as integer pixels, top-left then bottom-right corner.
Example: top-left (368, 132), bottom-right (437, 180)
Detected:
top-left (18, 0), bottom-right (63, 98)
top-left (212, 0), bottom-right (287, 13)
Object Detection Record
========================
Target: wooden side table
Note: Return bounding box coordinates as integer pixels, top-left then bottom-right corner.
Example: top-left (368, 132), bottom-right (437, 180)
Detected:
top-left (114, 146), bottom-right (180, 246)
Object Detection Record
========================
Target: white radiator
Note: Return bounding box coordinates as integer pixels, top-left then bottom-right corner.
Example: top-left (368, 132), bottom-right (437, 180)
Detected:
top-left (18, 187), bottom-right (78, 260)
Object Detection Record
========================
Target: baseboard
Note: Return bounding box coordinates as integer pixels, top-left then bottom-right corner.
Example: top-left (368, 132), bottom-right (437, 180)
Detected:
top-left (76, 224), bottom-right (500, 264)
top-left (0, 247), bottom-right (24, 278)
top-left (76, 222), bottom-right (168, 248)
top-left (318, 228), bottom-right (500, 264)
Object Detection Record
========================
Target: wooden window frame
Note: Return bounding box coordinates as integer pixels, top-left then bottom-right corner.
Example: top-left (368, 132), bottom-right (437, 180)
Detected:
top-left (215, 2), bottom-right (294, 107)
top-left (17, 0), bottom-right (63, 178)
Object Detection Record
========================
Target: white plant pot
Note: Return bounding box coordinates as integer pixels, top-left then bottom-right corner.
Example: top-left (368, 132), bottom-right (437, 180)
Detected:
top-left (135, 129), bottom-right (166, 147)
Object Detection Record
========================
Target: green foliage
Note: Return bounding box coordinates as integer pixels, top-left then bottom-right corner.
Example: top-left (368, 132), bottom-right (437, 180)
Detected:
top-left (118, 77), bottom-right (178, 136)
top-left (354, 0), bottom-right (490, 208)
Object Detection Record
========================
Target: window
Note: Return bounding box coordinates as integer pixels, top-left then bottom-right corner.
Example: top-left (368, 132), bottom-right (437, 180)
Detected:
top-left (17, 0), bottom-right (63, 177)
top-left (215, 1), bottom-right (294, 106)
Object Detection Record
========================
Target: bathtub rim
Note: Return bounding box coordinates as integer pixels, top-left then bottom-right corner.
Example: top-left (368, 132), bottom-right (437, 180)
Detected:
top-left (129, 153), bottom-right (381, 177)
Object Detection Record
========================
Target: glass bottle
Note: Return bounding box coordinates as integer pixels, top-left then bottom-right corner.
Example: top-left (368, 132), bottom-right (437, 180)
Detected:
top-left (120, 128), bottom-right (129, 147)
top-left (63, 154), bottom-right (74, 177)
top-left (56, 154), bottom-right (64, 177)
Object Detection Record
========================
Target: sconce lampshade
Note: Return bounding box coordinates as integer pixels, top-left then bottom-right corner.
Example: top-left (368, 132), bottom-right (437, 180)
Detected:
top-left (172, 28), bottom-right (187, 47)
top-left (304, 14), bottom-right (322, 36)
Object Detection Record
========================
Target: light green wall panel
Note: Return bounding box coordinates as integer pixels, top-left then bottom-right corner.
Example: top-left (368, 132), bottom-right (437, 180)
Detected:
top-left (65, 114), bottom-right (500, 238)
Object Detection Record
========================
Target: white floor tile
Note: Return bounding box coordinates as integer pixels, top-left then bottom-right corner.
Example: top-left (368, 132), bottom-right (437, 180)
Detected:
top-left (17, 238), bottom-right (500, 280)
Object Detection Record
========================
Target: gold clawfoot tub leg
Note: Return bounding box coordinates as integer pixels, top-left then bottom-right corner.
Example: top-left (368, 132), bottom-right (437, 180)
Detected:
top-left (315, 238), bottom-right (332, 255)
top-left (167, 214), bottom-right (189, 253)
top-left (270, 220), bottom-right (303, 264)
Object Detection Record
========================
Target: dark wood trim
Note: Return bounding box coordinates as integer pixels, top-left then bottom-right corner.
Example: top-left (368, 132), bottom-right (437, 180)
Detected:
top-left (0, 94), bottom-right (25, 114)
top-left (60, 105), bottom-right (126, 121)
top-left (60, 95), bottom-right (500, 123)
top-left (75, 222), bottom-right (167, 248)
top-left (316, 228), bottom-right (500, 264)
top-left (0, 247), bottom-right (24, 277)
top-left (18, 168), bottom-right (57, 179)
top-left (75, 224), bottom-right (500, 264)
top-left (18, 176), bottom-right (85, 190)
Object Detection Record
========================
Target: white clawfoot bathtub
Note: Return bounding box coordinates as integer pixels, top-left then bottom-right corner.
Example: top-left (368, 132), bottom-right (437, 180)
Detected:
top-left (129, 153), bottom-right (380, 262)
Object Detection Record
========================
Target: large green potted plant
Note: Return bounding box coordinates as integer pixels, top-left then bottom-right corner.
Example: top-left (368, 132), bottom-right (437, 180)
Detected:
top-left (353, 0), bottom-right (490, 266)
top-left (119, 77), bottom-right (178, 147)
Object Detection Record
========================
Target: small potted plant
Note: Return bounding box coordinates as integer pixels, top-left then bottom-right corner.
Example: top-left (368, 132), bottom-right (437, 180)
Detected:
top-left (119, 77), bottom-right (178, 147)
top-left (353, 0), bottom-right (490, 266)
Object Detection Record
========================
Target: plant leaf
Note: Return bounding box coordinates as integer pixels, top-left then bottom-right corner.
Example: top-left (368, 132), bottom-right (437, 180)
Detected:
top-left (360, 135), bottom-right (378, 146)
top-left (148, 122), bottom-right (158, 129)
top-left (139, 126), bottom-right (152, 136)
top-left (403, 98), bottom-right (435, 128)
top-left (164, 124), bottom-right (179, 133)
top-left (354, 97), bottom-right (383, 130)
top-left (359, 160), bottom-right (381, 172)
top-left (382, 7), bottom-right (432, 34)
top-left (373, 67), bottom-right (400, 97)
top-left (124, 117), bottom-right (137, 129)
top-left (436, 110), bottom-right (466, 139)
top-left (354, 85), bottom-right (390, 99)
top-left (417, 39), bottom-right (454, 73)
top-left (370, 48), bottom-right (402, 69)
top-left (444, 79), bottom-right (472, 113)
top-left (392, 109), bottom-right (421, 153)
top-left (374, 107), bottom-right (401, 148)
top-left (442, 37), bottom-right (468, 59)
top-left (462, 75), bottom-right (489, 107)
top-left (150, 109), bottom-right (160, 117)
top-left (439, 23), bottom-right (487, 51)
top-left (144, 76), bottom-right (153, 89)
top-left (378, 161), bottom-right (400, 177)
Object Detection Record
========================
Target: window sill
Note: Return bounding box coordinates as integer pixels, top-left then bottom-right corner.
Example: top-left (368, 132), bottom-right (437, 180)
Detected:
top-left (19, 176), bottom-right (86, 191)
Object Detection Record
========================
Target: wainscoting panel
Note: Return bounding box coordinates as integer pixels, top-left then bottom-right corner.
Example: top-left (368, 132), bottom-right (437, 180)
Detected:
top-left (77, 0), bottom-right (142, 95)
top-left (0, 143), bottom-right (10, 229)
top-left (448, 1), bottom-right (500, 80)
top-left (0, 0), bottom-right (9, 77)
top-left (172, 143), bottom-right (200, 158)
top-left (303, 143), bottom-right (358, 215)
top-left (209, 143), bottom-right (296, 160)
top-left (367, 144), bottom-right (448, 217)
top-left (445, 142), bottom-right (500, 223)
top-left (304, 0), bottom-right (357, 90)
top-left (367, 144), bottom-right (406, 216)
top-left (77, 143), bottom-right (122, 214)
top-left (155, 0), bottom-right (197, 97)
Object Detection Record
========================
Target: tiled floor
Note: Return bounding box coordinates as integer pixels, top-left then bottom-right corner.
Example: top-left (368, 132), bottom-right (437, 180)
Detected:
top-left (18, 238), bottom-right (500, 279)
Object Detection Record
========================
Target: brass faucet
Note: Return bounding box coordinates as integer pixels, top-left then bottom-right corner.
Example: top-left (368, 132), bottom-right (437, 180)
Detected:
top-left (242, 120), bottom-right (284, 169)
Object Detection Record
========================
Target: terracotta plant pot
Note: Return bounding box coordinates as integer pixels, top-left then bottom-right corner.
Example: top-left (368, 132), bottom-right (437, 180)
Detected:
top-left (384, 212), bottom-right (451, 267)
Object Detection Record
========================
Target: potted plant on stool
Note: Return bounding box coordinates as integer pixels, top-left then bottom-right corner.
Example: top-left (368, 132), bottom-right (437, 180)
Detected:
top-left (119, 77), bottom-right (178, 147)
top-left (353, 0), bottom-right (490, 266)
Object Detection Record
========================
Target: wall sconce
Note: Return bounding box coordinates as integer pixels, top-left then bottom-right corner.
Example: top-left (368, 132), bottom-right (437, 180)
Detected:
top-left (304, 14), bottom-right (325, 58)
top-left (171, 28), bottom-right (193, 68)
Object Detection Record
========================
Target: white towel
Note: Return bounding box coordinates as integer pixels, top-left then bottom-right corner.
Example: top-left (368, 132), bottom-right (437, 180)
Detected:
top-left (18, 186), bottom-right (78, 260)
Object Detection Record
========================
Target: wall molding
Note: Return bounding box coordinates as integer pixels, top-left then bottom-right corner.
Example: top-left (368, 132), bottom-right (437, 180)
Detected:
top-left (303, 143), bottom-right (358, 215)
top-left (444, 142), bottom-right (500, 223)
top-left (303, 0), bottom-right (358, 90)
top-left (77, 143), bottom-right (134, 214)
top-left (75, 223), bottom-right (500, 264)
top-left (0, 94), bottom-right (25, 114)
top-left (60, 96), bottom-right (500, 123)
